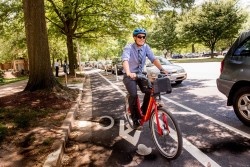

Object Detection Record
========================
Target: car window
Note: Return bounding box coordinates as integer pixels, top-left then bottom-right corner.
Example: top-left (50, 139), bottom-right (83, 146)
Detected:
top-left (158, 57), bottom-right (171, 65)
top-left (234, 38), bottom-right (250, 56)
top-left (146, 57), bottom-right (172, 66)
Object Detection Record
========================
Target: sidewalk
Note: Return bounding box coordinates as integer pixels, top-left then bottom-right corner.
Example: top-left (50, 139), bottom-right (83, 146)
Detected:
top-left (0, 80), bottom-right (28, 97)
top-left (0, 71), bottom-right (86, 98)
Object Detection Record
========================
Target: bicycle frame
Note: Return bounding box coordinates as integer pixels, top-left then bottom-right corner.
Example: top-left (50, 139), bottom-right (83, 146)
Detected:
top-left (125, 74), bottom-right (182, 159)
top-left (136, 89), bottom-right (167, 136)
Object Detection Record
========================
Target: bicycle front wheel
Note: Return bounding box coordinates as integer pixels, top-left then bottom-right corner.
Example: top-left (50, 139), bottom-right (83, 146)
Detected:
top-left (149, 108), bottom-right (183, 159)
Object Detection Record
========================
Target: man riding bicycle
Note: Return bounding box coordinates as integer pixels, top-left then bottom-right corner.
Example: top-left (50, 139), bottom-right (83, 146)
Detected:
top-left (122, 28), bottom-right (168, 130)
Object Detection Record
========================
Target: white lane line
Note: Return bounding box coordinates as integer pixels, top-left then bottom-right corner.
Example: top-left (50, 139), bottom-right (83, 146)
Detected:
top-left (182, 136), bottom-right (221, 167)
top-left (156, 114), bottom-right (220, 166)
top-left (99, 73), bottom-right (221, 166)
top-left (98, 73), bottom-right (126, 97)
top-left (162, 96), bottom-right (250, 139)
top-left (171, 111), bottom-right (197, 115)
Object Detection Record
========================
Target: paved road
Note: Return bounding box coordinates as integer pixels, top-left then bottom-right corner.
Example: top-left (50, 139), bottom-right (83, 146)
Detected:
top-left (61, 64), bottom-right (250, 167)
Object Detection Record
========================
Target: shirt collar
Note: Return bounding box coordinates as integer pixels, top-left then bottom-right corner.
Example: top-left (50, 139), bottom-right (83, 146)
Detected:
top-left (133, 43), bottom-right (143, 51)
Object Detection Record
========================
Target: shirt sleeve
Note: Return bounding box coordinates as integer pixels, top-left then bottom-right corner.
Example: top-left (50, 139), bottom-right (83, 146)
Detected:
top-left (145, 44), bottom-right (156, 63)
top-left (121, 44), bottom-right (132, 62)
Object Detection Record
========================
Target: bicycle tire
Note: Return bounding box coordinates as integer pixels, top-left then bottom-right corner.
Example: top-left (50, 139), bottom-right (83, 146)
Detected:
top-left (149, 108), bottom-right (183, 159)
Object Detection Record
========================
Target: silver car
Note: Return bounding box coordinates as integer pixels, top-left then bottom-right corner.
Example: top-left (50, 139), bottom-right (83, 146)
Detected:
top-left (216, 30), bottom-right (250, 126)
top-left (145, 56), bottom-right (187, 84)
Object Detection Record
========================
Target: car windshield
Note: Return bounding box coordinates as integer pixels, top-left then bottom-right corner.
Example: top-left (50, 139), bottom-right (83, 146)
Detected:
top-left (146, 57), bottom-right (172, 67)
top-left (158, 57), bottom-right (171, 65)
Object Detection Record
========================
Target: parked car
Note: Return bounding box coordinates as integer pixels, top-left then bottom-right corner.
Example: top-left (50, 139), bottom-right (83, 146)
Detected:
top-left (84, 61), bottom-right (91, 67)
top-left (216, 30), bottom-right (250, 126)
top-left (145, 56), bottom-right (187, 84)
top-left (222, 50), bottom-right (228, 56)
top-left (95, 61), bottom-right (104, 69)
top-left (184, 53), bottom-right (199, 58)
top-left (104, 60), bottom-right (112, 72)
top-left (111, 57), bottom-right (123, 75)
top-left (202, 52), bottom-right (219, 57)
top-left (172, 54), bottom-right (183, 59)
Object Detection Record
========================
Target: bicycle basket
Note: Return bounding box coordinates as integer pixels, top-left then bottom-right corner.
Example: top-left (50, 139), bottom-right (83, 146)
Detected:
top-left (153, 77), bottom-right (172, 94)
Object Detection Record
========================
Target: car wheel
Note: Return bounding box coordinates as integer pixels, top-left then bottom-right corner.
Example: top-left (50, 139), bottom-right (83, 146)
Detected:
top-left (175, 81), bottom-right (182, 85)
top-left (233, 86), bottom-right (250, 126)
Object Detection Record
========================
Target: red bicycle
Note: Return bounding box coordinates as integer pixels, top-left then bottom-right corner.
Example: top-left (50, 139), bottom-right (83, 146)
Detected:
top-left (124, 74), bottom-right (183, 159)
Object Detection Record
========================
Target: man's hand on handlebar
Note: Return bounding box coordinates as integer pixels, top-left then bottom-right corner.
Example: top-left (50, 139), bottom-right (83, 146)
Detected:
top-left (160, 68), bottom-right (168, 75)
top-left (127, 72), bottom-right (137, 80)
top-left (136, 73), bottom-right (152, 88)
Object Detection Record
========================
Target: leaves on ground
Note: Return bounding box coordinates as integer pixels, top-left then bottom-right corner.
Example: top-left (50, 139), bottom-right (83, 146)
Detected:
top-left (0, 76), bottom-right (82, 167)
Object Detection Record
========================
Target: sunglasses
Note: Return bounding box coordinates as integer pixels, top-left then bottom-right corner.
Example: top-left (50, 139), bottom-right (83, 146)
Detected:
top-left (137, 35), bottom-right (146, 39)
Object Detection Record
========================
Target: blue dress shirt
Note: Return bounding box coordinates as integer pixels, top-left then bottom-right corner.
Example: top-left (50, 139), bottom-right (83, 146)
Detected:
top-left (121, 43), bottom-right (156, 73)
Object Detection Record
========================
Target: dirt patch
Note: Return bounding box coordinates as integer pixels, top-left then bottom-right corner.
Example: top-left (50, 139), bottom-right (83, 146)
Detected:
top-left (0, 76), bottom-right (83, 167)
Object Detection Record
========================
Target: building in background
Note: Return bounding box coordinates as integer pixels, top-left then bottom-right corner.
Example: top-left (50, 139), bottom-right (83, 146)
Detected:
top-left (0, 58), bottom-right (29, 72)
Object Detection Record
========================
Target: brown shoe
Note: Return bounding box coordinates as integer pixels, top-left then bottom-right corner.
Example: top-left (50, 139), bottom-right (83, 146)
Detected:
top-left (157, 102), bottom-right (163, 108)
top-left (133, 120), bottom-right (143, 130)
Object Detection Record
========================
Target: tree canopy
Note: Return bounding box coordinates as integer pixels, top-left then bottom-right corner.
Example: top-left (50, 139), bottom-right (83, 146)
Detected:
top-left (0, 1), bottom-right (26, 62)
top-left (148, 10), bottom-right (180, 56)
top-left (179, 0), bottom-right (247, 57)
top-left (45, 0), bottom-right (150, 74)
top-left (0, 0), bottom-right (249, 92)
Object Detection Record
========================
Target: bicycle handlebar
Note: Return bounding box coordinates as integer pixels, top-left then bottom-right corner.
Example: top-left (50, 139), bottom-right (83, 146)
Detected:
top-left (136, 73), bottom-right (152, 88)
top-left (136, 73), bottom-right (171, 89)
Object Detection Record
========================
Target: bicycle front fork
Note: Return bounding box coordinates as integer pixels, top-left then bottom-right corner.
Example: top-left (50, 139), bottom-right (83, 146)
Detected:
top-left (155, 108), bottom-right (170, 136)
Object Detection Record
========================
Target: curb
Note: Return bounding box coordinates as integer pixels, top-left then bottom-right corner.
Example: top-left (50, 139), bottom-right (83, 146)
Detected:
top-left (43, 75), bottom-right (90, 167)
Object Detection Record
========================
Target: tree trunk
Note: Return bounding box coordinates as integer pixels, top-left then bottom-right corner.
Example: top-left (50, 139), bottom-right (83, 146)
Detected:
top-left (192, 43), bottom-right (195, 53)
top-left (210, 43), bottom-right (215, 58)
top-left (66, 35), bottom-right (76, 76)
top-left (23, 0), bottom-right (61, 91)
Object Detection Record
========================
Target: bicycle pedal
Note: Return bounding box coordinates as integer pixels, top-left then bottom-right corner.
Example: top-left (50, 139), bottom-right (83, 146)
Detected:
top-left (132, 120), bottom-right (143, 130)
top-left (157, 102), bottom-right (163, 108)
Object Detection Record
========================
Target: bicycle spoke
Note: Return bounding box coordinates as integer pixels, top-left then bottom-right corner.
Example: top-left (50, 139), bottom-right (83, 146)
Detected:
top-left (150, 108), bottom-right (182, 159)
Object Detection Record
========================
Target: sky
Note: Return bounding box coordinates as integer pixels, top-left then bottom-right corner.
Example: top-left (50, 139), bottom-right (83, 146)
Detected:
top-left (195, 0), bottom-right (250, 11)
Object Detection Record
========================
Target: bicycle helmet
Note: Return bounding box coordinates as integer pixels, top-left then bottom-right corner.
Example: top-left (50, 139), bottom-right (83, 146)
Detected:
top-left (133, 28), bottom-right (147, 36)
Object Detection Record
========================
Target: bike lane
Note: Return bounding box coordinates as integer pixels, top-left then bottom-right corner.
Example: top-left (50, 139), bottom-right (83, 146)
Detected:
top-left (105, 73), bottom-right (250, 167)
top-left (61, 71), bottom-right (204, 167)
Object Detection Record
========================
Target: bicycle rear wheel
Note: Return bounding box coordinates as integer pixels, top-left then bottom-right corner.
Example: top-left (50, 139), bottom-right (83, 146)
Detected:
top-left (149, 108), bottom-right (182, 159)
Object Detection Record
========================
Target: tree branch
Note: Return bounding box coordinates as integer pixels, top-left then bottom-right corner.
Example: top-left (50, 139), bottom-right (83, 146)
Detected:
top-left (47, 0), bottom-right (65, 23)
